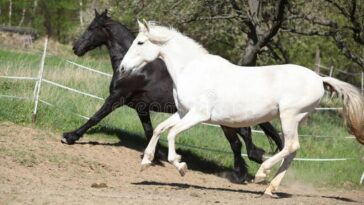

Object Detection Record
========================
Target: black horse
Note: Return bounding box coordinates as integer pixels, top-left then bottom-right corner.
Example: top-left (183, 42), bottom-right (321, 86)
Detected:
top-left (62, 9), bottom-right (283, 182)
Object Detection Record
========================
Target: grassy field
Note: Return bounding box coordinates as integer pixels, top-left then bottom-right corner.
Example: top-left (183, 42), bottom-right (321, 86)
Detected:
top-left (0, 38), bottom-right (363, 189)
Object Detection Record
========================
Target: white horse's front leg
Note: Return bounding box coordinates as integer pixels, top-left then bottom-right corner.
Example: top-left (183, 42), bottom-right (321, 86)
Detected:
top-left (141, 113), bottom-right (181, 171)
top-left (166, 109), bottom-right (209, 176)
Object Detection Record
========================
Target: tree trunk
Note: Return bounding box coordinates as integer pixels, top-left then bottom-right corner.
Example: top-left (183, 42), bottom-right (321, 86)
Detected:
top-left (8, 0), bottom-right (12, 26)
top-left (234, 0), bottom-right (287, 66)
top-left (56, 8), bottom-right (62, 41)
top-left (18, 8), bottom-right (26, 27)
top-left (30, 0), bottom-right (38, 27)
top-left (40, 1), bottom-right (53, 37)
top-left (32, 0), bottom-right (38, 16)
top-left (248, 0), bottom-right (261, 25)
top-left (79, 0), bottom-right (84, 26)
top-left (239, 42), bottom-right (259, 66)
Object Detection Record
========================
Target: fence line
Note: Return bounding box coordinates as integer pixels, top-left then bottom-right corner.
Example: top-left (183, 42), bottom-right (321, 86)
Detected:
top-left (39, 99), bottom-right (90, 120)
top-left (0, 94), bottom-right (31, 100)
top-left (158, 139), bottom-right (353, 162)
top-left (42, 79), bottom-right (105, 101)
top-left (316, 63), bottom-right (362, 75)
top-left (66, 60), bottom-right (112, 78)
top-left (314, 107), bottom-right (342, 111)
top-left (0, 76), bottom-right (38, 80)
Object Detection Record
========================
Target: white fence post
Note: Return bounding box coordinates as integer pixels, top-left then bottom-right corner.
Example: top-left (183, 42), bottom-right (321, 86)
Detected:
top-left (32, 37), bottom-right (48, 123)
top-left (314, 48), bottom-right (320, 74)
top-left (329, 65), bottom-right (334, 77)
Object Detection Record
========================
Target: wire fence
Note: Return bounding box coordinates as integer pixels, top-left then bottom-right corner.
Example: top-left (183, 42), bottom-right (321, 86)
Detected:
top-left (0, 38), bottom-right (363, 184)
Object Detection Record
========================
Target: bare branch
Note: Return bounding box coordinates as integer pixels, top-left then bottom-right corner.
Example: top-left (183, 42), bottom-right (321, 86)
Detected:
top-left (181, 14), bottom-right (240, 24)
top-left (324, 0), bottom-right (349, 16)
top-left (259, 0), bottom-right (288, 47)
top-left (333, 32), bottom-right (364, 68)
top-left (281, 27), bottom-right (333, 36)
top-left (288, 13), bottom-right (337, 28)
top-left (229, 0), bottom-right (256, 36)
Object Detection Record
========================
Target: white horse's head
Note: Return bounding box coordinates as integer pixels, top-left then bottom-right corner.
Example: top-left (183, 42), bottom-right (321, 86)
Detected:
top-left (120, 20), bottom-right (170, 72)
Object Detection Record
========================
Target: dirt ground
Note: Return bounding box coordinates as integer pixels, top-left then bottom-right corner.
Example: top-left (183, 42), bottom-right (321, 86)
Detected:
top-left (0, 122), bottom-right (363, 205)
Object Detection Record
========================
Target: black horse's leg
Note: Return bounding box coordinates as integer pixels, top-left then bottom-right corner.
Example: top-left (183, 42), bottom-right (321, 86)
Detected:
top-left (258, 122), bottom-right (283, 151)
top-left (62, 93), bottom-right (122, 144)
top-left (136, 110), bottom-right (166, 162)
top-left (235, 127), bottom-right (266, 164)
top-left (221, 125), bottom-right (248, 183)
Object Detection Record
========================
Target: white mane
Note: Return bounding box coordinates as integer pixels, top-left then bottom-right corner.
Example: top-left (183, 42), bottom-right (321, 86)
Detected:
top-left (146, 22), bottom-right (209, 55)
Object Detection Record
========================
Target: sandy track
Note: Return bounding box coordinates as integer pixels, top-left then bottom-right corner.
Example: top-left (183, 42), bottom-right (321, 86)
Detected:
top-left (0, 122), bottom-right (362, 204)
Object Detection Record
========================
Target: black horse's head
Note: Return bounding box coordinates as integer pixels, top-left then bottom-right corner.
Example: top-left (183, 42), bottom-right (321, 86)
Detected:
top-left (73, 9), bottom-right (111, 56)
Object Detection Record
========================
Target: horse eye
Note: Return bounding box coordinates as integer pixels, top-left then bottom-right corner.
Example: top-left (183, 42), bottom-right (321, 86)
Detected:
top-left (137, 41), bottom-right (144, 45)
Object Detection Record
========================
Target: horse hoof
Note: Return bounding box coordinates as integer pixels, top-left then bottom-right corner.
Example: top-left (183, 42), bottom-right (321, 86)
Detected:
top-left (231, 171), bottom-right (248, 184)
top-left (249, 147), bottom-right (265, 164)
top-left (61, 137), bottom-right (76, 145)
top-left (61, 137), bottom-right (69, 144)
top-left (177, 162), bottom-right (188, 176)
top-left (175, 154), bottom-right (182, 162)
top-left (263, 191), bottom-right (279, 199)
top-left (61, 132), bottom-right (79, 144)
top-left (140, 163), bottom-right (151, 172)
top-left (141, 158), bottom-right (152, 171)
top-left (254, 175), bottom-right (267, 184)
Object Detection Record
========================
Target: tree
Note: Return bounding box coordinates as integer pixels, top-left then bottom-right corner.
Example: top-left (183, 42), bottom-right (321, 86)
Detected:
top-left (229, 0), bottom-right (288, 66)
top-left (284, 0), bottom-right (364, 69)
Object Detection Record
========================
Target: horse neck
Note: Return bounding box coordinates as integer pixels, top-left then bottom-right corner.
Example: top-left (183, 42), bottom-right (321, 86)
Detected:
top-left (160, 36), bottom-right (207, 85)
top-left (104, 22), bottom-right (134, 72)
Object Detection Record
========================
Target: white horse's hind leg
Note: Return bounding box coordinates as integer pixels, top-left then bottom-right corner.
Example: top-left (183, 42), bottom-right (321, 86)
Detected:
top-left (255, 111), bottom-right (306, 197)
top-left (141, 113), bottom-right (181, 171)
top-left (264, 151), bottom-right (296, 198)
top-left (166, 109), bottom-right (209, 176)
top-left (254, 112), bottom-right (301, 182)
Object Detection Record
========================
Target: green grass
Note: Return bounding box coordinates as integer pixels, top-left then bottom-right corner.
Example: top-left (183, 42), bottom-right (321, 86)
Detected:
top-left (0, 42), bottom-right (363, 189)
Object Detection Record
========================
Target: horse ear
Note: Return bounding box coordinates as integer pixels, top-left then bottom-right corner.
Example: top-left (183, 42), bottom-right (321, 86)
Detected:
top-left (142, 19), bottom-right (150, 32)
top-left (102, 9), bottom-right (108, 17)
top-left (137, 19), bottom-right (148, 33)
top-left (94, 9), bottom-right (100, 17)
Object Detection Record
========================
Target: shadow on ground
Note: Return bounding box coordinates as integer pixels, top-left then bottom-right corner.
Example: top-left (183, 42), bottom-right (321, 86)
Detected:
top-left (77, 125), bottom-right (242, 180)
top-left (131, 181), bottom-right (358, 202)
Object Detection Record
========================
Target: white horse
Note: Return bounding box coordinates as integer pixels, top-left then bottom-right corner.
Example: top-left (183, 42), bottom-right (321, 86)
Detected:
top-left (120, 20), bottom-right (364, 197)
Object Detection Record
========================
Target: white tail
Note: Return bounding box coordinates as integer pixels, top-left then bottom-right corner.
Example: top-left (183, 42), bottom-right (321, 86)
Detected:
top-left (323, 77), bottom-right (364, 145)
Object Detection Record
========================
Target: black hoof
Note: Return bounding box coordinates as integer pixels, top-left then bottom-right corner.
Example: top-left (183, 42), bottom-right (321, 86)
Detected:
top-left (223, 170), bottom-right (248, 184)
top-left (61, 132), bottom-right (80, 144)
top-left (248, 147), bottom-right (265, 164)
